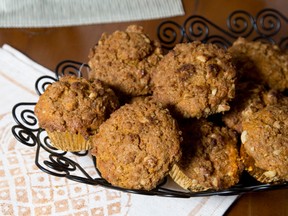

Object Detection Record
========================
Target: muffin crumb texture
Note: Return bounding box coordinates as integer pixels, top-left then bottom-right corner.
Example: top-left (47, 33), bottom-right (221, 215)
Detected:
top-left (35, 75), bottom-right (119, 139)
top-left (152, 41), bottom-right (236, 118)
top-left (241, 104), bottom-right (288, 183)
top-left (90, 98), bottom-right (181, 190)
top-left (34, 26), bottom-right (288, 191)
top-left (88, 25), bottom-right (163, 97)
top-left (170, 119), bottom-right (242, 192)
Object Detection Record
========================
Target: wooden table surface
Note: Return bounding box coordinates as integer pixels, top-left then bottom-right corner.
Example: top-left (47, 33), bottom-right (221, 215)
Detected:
top-left (0, 0), bottom-right (287, 215)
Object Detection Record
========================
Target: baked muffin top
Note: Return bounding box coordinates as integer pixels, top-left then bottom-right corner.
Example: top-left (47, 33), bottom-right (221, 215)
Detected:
top-left (228, 37), bottom-right (288, 91)
top-left (152, 41), bottom-right (236, 118)
top-left (88, 25), bottom-right (163, 97)
top-left (34, 75), bottom-right (119, 139)
top-left (241, 104), bottom-right (288, 182)
top-left (222, 81), bottom-right (278, 133)
top-left (170, 119), bottom-right (242, 191)
top-left (90, 97), bottom-right (182, 190)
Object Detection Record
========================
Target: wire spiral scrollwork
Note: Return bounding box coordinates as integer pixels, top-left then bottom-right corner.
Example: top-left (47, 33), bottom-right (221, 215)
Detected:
top-left (184, 16), bottom-right (211, 42)
top-left (37, 129), bottom-right (66, 155)
top-left (35, 75), bottom-right (57, 96)
top-left (157, 21), bottom-right (185, 50)
top-left (12, 125), bottom-right (38, 147)
top-left (255, 8), bottom-right (286, 37)
top-left (11, 9), bottom-right (288, 197)
top-left (55, 60), bottom-right (89, 79)
top-left (204, 36), bottom-right (232, 49)
top-left (227, 10), bottom-right (255, 38)
top-left (44, 154), bottom-right (79, 173)
top-left (12, 103), bottom-right (38, 131)
top-left (158, 8), bottom-right (288, 50)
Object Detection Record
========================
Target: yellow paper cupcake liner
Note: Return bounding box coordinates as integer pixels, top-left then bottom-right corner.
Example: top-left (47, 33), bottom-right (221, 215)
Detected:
top-left (169, 164), bottom-right (209, 192)
top-left (47, 131), bottom-right (90, 152)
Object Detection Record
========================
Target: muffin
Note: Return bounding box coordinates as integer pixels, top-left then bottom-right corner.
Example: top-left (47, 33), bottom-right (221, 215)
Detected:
top-left (228, 37), bottom-right (288, 91)
top-left (90, 97), bottom-right (182, 190)
top-left (152, 41), bottom-right (236, 118)
top-left (88, 25), bottom-right (163, 98)
top-left (222, 81), bottom-right (278, 133)
top-left (170, 119), bottom-right (242, 192)
top-left (240, 104), bottom-right (288, 183)
top-left (34, 75), bottom-right (119, 151)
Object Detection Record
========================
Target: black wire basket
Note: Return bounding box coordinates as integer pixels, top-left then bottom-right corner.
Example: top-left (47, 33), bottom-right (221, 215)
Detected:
top-left (11, 8), bottom-right (288, 198)
top-left (157, 8), bottom-right (288, 50)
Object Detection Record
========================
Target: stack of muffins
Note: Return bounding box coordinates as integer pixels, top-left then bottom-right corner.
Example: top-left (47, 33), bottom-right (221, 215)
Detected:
top-left (35, 25), bottom-right (288, 192)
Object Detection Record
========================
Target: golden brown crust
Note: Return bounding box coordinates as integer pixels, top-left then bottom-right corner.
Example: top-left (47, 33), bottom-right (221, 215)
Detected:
top-left (170, 119), bottom-right (242, 192)
top-left (222, 82), bottom-right (279, 133)
top-left (241, 104), bottom-right (288, 183)
top-left (88, 25), bottom-right (163, 97)
top-left (34, 76), bottom-right (119, 139)
top-left (90, 97), bottom-right (182, 190)
top-left (239, 145), bottom-right (284, 183)
top-left (152, 41), bottom-right (236, 118)
top-left (228, 37), bottom-right (288, 91)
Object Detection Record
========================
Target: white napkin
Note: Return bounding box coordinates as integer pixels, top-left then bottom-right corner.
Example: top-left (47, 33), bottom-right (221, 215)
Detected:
top-left (0, 0), bottom-right (184, 27)
top-left (0, 44), bottom-right (238, 216)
